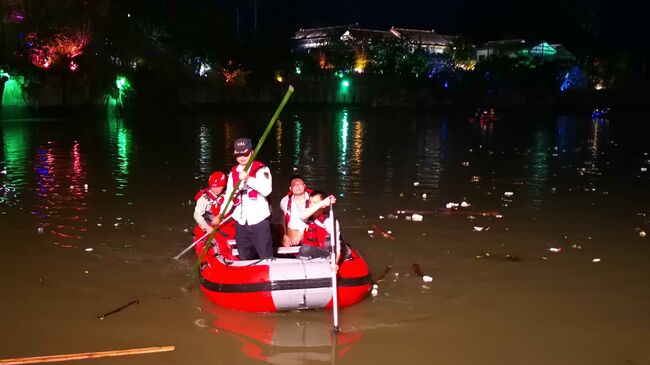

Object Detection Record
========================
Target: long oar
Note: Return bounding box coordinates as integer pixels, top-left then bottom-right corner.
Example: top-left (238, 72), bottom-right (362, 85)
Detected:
top-left (329, 203), bottom-right (340, 334)
top-left (192, 85), bottom-right (294, 266)
top-left (0, 346), bottom-right (175, 364)
top-left (176, 85), bottom-right (294, 262)
top-left (173, 216), bottom-right (232, 260)
top-left (218, 85), bottom-right (294, 222)
top-left (174, 232), bottom-right (209, 260)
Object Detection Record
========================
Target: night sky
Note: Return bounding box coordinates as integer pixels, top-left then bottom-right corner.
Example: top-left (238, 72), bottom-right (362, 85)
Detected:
top-left (125, 0), bottom-right (646, 55)
top-left (241, 0), bottom-right (643, 51)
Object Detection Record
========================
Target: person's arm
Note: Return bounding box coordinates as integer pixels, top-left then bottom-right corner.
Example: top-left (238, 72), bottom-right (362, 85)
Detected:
top-left (193, 197), bottom-right (212, 232)
top-left (299, 196), bottom-right (336, 221)
top-left (245, 166), bottom-right (272, 197)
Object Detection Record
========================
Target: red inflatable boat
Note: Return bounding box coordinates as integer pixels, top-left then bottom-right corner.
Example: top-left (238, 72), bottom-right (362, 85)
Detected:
top-left (199, 241), bottom-right (372, 312)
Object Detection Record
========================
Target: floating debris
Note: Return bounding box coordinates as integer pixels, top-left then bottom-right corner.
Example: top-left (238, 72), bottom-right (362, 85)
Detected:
top-left (411, 214), bottom-right (423, 222)
top-left (421, 193), bottom-right (427, 199)
top-left (194, 319), bottom-right (208, 328)
top-left (548, 247), bottom-right (563, 253)
top-left (471, 176), bottom-right (481, 182)
top-left (37, 227), bottom-right (44, 234)
top-left (413, 182), bottom-right (420, 186)
top-left (505, 254), bottom-right (521, 262)
top-left (375, 266), bottom-right (392, 283)
top-left (461, 161), bottom-right (470, 167)
top-left (84, 248), bottom-right (93, 252)
top-left (97, 299), bottom-right (139, 320)
top-left (461, 201), bottom-right (470, 207)
top-left (422, 275), bottom-right (433, 283)
top-left (371, 225), bottom-right (395, 239)
top-left (504, 192), bottom-right (514, 197)
top-left (592, 258), bottom-right (602, 263)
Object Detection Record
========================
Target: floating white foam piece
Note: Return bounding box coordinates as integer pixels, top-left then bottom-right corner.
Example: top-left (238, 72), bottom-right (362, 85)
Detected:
top-left (641, 167), bottom-right (648, 172)
top-left (379, 215), bottom-right (384, 219)
top-left (592, 258), bottom-right (602, 263)
top-left (445, 202), bottom-right (459, 209)
top-left (37, 227), bottom-right (44, 233)
top-left (411, 214), bottom-right (423, 222)
top-left (504, 192), bottom-right (514, 197)
top-left (85, 248), bottom-right (93, 252)
top-left (548, 247), bottom-right (562, 253)
top-left (372, 284), bottom-right (379, 290)
top-left (371, 288), bottom-right (379, 297)
top-left (640, 231), bottom-right (647, 238)
top-left (413, 182), bottom-right (420, 186)
top-left (387, 230), bottom-right (392, 235)
top-left (97, 223), bottom-right (102, 227)
top-left (367, 230), bottom-right (374, 235)
top-left (422, 193), bottom-right (427, 199)
top-left (473, 226), bottom-right (484, 232)
top-left (422, 275), bottom-right (433, 282)
top-left (461, 201), bottom-right (470, 207)
top-left (84, 184), bottom-right (88, 190)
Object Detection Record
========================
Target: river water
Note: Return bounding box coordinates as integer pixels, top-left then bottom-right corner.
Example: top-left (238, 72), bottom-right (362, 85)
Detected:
top-left (1, 109), bottom-right (649, 365)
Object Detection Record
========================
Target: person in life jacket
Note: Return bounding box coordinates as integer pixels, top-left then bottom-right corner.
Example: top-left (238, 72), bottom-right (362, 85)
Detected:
top-left (192, 171), bottom-right (237, 260)
top-left (214, 138), bottom-right (273, 260)
top-left (279, 175), bottom-right (313, 247)
top-left (296, 190), bottom-right (341, 258)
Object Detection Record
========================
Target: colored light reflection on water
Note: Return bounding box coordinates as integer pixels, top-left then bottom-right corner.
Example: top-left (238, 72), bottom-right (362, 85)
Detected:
top-left (1, 124), bottom-right (29, 206)
top-left (108, 116), bottom-right (132, 196)
top-left (528, 129), bottom-right (550, 208)
top-left (292, 119), bottom-right (302, 168)
top-left (31, 141), bottom-right (88, 246)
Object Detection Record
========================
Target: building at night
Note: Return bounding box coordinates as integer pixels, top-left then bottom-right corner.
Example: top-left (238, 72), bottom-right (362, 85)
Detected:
top-left (293, 25), bottom-right (456, 54)
top-left (476, 40), bottom-right (575, 62)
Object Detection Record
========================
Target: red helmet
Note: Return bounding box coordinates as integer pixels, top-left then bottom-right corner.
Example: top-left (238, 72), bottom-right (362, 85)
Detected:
top-left (208, 171), bottom-right (226, 188)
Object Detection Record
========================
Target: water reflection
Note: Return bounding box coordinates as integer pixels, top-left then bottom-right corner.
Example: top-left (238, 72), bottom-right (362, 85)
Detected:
top-left (32, 141), bottom-right (88, 246)
top-left (197, 124), bottom-right (212, 178)
top-left (275, 119), bottom-right (283, 162)
top-left (108, 117), bottom-right (132, 196)
top-left (414, 122), bottom-right (443, 198)
top-left (580, 117), bottom-right (609, 178)
top-left (223, 121), bottom-right (235, 160)
top-left (207, 305), bottom-right (362, 365)
top-left (555, 116), bottom-right (578, 165)
top-left (337, 110), bottom-right (349, 177)
top-left (292, 118), bottom-right (302, 168)
top-left (527, 129), bottom-right (550, 208)
top-left (1, 123), bottom-right (29, 206)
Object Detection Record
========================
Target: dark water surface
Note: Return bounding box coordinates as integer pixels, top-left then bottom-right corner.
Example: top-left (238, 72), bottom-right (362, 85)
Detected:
top-left (1, 109), bottom-right (649, 365)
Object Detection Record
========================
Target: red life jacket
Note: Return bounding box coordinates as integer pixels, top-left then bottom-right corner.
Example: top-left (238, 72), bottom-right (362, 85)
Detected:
top-left (194, 188), bottom-right (225, 224)
top-left (284, 189), bottom-right (313, 225)
top-left (231, 161), bottom-right (266, 200)
top-left (302, 214), bottom-right (330, 250)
